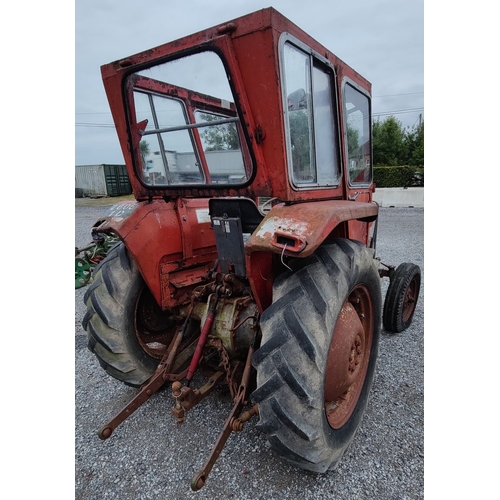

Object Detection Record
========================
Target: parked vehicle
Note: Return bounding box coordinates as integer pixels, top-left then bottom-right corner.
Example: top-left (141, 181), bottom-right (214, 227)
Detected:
top-left (82, 7), bottom-right (421, 490)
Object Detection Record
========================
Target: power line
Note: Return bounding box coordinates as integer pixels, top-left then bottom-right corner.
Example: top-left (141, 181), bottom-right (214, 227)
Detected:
top-left (76, 106), bottom-right (425, 129)
top-left (75, 123), bottom-right (115, 128)
top-left (373, 107), bottom-right (424, 118)
top-left (76, 92), bottom-right (424, 117)
top-left (373, 91), bottom-right (424, 98)
top-left (75, 91), bottom-right (424, 115)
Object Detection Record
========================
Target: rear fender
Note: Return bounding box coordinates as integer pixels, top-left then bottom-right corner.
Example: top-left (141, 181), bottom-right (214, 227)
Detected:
top-left (245, 200), bottom-right (378, 311)
top-left (92, 199), bottom-right (217, 309)
top-left (245, 200), bottom-right (378, 258)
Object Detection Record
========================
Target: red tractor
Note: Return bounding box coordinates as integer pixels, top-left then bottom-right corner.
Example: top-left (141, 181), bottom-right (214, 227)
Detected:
top-left (82, 7), bottom-right (421, 491)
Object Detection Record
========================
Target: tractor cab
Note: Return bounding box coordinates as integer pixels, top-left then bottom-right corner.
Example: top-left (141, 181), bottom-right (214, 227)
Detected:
top-left (102, 7), bottom-right (373, 207)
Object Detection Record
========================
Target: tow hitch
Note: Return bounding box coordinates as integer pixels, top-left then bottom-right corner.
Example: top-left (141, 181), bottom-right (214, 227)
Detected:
top-left (96, 277), bottom-right (260, 490)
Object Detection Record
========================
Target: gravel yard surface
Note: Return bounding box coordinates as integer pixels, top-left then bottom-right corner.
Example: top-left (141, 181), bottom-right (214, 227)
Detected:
top-left (75, 204), bottom-right (424, 499)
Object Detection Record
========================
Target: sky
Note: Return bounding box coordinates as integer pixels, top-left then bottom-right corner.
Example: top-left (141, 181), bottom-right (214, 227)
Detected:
top-left (75, 0), bottom-right (424, 166)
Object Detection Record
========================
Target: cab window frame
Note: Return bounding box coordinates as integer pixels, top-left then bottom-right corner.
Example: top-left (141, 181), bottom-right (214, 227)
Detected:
top-left (124, 48), bottom-right (253, 189)
top-left (342, 78), bottom-right (373, 188)
top-left (279, 33), bottom-right (342, 191)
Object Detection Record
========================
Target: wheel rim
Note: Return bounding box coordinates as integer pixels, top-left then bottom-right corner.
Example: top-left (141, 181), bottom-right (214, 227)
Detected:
top-left (134, 286), bottom-right (177, 359)
top-left (402, 277), bottom-right (418, 323)
top-left (324, 285), bottom-right (374, 429)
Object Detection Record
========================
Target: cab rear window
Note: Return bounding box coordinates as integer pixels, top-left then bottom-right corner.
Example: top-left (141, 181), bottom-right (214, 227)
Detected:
top-left (127, 51), bottom-right (252, 186)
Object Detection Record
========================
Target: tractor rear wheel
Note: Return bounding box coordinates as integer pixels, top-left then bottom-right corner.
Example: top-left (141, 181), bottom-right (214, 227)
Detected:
top-left (83, 242), bottom-right (177, 387)
top-left (252, 239), bottom-right (381, 472)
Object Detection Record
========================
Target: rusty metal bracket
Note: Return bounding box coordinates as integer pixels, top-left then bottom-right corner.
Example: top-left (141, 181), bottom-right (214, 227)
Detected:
top-left (97, 317), bottom-right (191, 440)
top-left (230, 404), bottom-right (259, 431)
top-left (378, 262), bottom-right (396, 279)
top-left (190, 342), bottom-right (256, 491)
top-left (172, 370), bottom-right (226, 424)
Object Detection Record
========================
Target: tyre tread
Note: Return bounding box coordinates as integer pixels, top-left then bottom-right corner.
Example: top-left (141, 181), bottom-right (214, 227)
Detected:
top-left (252, 239), bottom-right (381, 472)
top-left (83, 243), bottom-right (158, 386)
top-left (383, 262), bottom-right (421, 332)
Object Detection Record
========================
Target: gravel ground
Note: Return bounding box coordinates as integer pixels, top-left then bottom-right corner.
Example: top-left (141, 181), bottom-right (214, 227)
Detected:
top-left (75, 204), bottom-right (424, 499)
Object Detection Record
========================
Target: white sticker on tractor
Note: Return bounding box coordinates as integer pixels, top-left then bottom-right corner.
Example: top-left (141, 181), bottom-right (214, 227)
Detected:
top-left (196, 209), bottom-right (211, 224)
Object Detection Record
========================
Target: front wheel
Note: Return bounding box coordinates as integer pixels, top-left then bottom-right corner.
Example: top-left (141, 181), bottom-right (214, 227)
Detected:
top-left (252, 239), bottom-right (382, 472)
top-left (383, 263), bottom-right (421, 333)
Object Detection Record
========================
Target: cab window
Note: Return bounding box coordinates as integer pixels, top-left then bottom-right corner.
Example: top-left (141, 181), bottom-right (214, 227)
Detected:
top-left (343, 84), bottom-right (372, 185)
top-left (127, 51), bottom-right (251, 186)
top-left (282, 41), bottom-right (340, 187)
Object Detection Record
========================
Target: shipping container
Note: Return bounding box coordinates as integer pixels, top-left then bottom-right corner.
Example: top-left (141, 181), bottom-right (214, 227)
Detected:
top-left (75, 165), bottom-right (132, 197)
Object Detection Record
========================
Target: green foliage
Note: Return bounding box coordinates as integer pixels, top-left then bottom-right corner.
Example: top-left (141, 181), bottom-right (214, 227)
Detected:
top-left (374, 166), bottom-right (424, 188)
top-left (198, 113), bottom-right (240, 151)
top-left (140, 140), bottom-right (150, 156)
top-left (139, 140), bottom-right (150, 171)
top-left (289, 109), bottom-right (312, 176)
top-left (372, 116), bottom-right (424, 167)
top-left (405, 122), bottom-right (424, 167)
top-left (372, 116), bottom-right (406, 166)
top-left (347, 125), bottom-right (360, 155)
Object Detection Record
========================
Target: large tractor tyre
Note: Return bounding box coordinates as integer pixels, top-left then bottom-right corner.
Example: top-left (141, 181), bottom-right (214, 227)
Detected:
top-left (252, 239), bottom-right (382, 473)
top-left (383, 263), bottom-right (421, 333)
top-left (82, 242), bottom-right (176, 387)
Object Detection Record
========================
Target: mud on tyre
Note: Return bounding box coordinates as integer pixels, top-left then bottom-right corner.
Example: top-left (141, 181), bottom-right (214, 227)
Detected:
top-left (251, 239), bottom-right (382, 472)
top-left (83, 242), bottom-right (176, 387)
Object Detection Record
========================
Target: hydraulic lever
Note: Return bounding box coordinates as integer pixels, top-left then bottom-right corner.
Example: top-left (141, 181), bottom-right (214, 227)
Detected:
top-left (186, 287), bottom-right (222, 385)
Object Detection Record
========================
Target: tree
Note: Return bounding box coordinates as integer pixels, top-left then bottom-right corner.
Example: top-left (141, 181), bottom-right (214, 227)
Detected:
top-left (198, 113), bottom-right (240, 151)
top-left (139, 140), bottom-right (151, 171)
top-left (372, 116), bottom-right (424, 167)
top-left (289, 109), bottom-right (312, 177)
top-left (405, 122), bottom-right (424, 167)
top-left (347, 125), bottom-right (360, 155)
top-left (140, 140), bottom-right (150, 157)
top-left (372, 116), bottom-right (406, 166)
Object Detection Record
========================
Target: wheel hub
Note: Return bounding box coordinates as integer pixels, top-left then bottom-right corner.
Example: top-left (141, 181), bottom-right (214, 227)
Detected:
top-left (402, 279), bottom-right (417, 322)
top-left (134, 286), bottom-right (178, 359)
top-left (324, 285), bottom-right (373, 429)
top-left (348, 334), bottom-right (364, 374)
